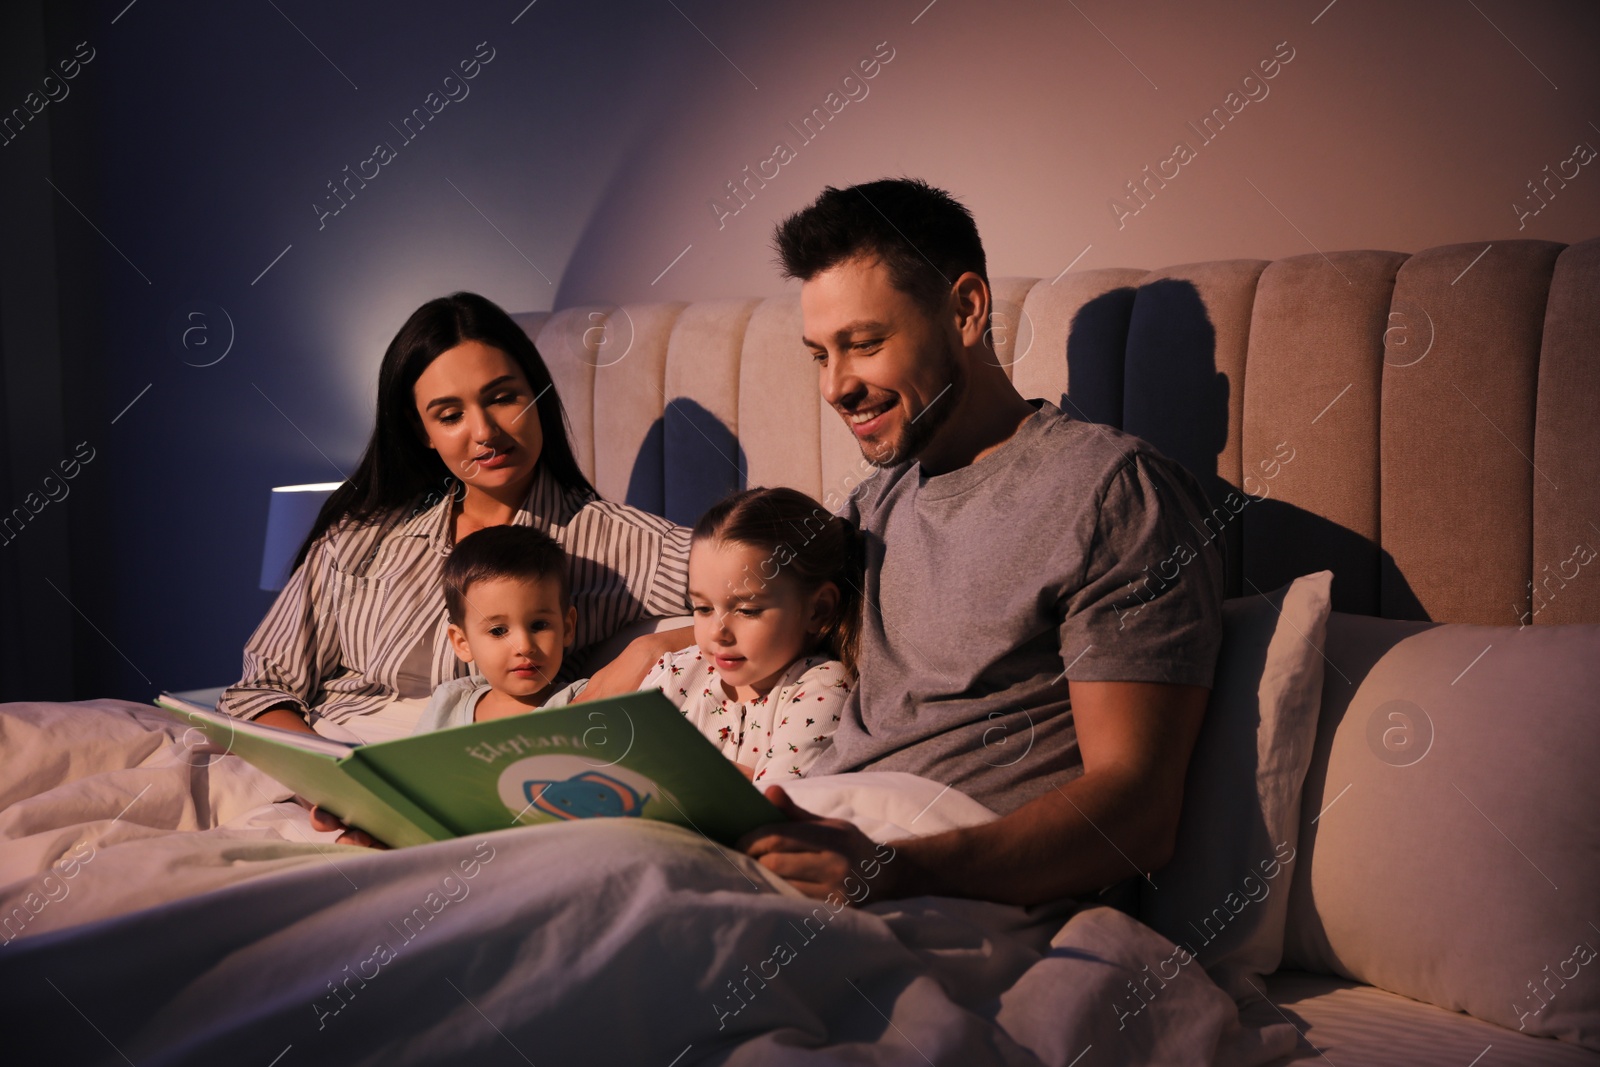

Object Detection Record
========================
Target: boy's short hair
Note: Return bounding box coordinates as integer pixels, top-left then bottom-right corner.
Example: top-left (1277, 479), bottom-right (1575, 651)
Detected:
top-left (773, 177), bottom-right (988, 316)
top-left (442, 525), bottom-right (569, 625)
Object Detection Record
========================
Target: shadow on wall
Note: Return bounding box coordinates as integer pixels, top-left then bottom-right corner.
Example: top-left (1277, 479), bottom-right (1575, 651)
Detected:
top-left (624, 397), bottom-right (747, 529)
top-left (1065, 280), bottom-right (1425, 619)
top-left (1063, 284), bottom-right (1135, 431)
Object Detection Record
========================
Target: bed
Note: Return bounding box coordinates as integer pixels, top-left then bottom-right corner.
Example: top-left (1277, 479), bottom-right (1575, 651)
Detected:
top-left (3, 237), bottom-right (1597, 1065)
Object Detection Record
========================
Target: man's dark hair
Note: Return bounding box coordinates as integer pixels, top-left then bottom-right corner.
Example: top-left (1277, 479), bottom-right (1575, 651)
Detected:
top-left (773, 178), bottom-right (988, 315)
top-left (443, 525), bottom-right (569, 625)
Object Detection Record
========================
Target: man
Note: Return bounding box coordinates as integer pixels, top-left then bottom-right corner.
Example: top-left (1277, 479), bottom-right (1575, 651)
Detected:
top-left (739, 179), bottom-right (1225, 908)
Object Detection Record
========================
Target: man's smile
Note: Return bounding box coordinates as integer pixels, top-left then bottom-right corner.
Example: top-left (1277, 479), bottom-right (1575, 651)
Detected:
top-left (841, 397), bottom-right (897, 437)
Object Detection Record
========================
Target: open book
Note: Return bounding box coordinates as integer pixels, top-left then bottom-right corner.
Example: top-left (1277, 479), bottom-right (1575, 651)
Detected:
top-left (155, 691), bottom-right (784, 848)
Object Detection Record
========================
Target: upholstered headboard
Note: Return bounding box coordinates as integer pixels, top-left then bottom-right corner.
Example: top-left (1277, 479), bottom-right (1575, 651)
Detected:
top-left (515, 237), bottom-right (1600, 626)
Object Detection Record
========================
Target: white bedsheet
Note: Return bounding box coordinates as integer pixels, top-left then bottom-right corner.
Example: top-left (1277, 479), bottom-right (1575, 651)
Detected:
top-left (0, 699), bottom-right (1297, 1066)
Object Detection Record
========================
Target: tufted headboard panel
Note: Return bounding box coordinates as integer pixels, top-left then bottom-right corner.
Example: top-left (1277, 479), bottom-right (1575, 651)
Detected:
top-left (518, 237), bottom-right (1600, 625)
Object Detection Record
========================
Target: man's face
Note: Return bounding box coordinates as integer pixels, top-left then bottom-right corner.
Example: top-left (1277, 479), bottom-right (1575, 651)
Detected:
top-left (800, 255), bottom-right (964, 467)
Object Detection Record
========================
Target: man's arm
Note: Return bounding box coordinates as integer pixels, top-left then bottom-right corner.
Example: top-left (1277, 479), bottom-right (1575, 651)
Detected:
top-left (740, 679), bottom-right (1207, 907)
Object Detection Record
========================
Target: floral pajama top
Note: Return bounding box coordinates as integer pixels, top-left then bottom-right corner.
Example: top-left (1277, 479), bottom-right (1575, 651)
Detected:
top-left (639, 647), bottom-right (850, 782)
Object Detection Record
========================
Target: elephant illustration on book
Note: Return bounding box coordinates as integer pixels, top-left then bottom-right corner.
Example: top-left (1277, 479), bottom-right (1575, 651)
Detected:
top-left (523, 770), bottom-right (650, 820)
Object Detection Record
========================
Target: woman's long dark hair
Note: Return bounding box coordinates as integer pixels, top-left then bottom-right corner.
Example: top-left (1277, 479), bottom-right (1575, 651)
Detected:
top-left (692, 487), bottom-right (865, 678)
top-left (293, 292), bottom-right (593, 569)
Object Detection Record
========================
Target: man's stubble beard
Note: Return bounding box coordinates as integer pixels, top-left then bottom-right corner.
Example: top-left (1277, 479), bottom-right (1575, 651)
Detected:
top-left (860, 340), bottom-right (966, 469)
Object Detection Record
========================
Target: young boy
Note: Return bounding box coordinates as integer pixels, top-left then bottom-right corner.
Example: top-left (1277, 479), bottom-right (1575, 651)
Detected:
top-left (412, 525), bottom-right (587, 733)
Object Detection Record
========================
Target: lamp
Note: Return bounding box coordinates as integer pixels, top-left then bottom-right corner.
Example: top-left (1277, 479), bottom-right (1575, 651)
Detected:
top-left (259, 482), bottom-right (341, 591)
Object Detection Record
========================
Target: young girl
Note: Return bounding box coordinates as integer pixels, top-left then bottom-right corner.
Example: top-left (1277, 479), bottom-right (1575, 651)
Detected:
top-left (642, 487), bottom-right (862, 784)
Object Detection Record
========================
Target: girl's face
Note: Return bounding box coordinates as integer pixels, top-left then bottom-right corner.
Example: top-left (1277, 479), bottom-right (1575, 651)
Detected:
top-left (413, 341), bottom-right (545, 505)
top-left (688, 538), bottom-right (839, 702)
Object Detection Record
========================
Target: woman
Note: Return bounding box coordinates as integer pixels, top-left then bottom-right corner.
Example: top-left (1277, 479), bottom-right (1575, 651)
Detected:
top-left (220, 292), bottom-right (689, 742)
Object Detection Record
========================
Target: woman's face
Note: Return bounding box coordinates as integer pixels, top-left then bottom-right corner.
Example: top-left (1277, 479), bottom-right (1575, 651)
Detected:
top-left (412, 340), bottom-right (545, 503)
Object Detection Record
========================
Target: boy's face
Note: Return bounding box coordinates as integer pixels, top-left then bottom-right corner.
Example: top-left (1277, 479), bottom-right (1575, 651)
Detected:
top-left (447, 575), bottom-right (576, 705)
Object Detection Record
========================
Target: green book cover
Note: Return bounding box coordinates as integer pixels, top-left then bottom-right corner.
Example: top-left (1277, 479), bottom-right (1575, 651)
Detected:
top-left (155, 690), bottom-right (786, 849)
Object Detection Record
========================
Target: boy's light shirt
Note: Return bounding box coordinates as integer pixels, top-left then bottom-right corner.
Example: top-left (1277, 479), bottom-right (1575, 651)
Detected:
top-left (411, 675), bottom-right (589, 735)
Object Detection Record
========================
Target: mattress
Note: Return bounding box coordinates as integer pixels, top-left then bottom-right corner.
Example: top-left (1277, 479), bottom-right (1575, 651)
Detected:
top-left (1249, 971), bottom-right (1599, 1066)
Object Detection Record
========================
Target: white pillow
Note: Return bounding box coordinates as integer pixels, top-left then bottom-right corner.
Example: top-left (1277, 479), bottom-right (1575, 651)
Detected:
top-left (1139, 571), bottom-right (1333, 1000)
top-left (782, 771), bottom-right (998, 842)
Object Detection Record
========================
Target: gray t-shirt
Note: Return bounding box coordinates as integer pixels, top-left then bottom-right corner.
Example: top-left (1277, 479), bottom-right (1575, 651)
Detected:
top-left (812, 400), bottom-right (1224, 814)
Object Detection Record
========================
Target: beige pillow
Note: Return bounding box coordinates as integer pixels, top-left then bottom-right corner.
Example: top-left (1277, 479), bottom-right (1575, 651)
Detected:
top-left (1140, 571), bottom-right (1332, 1000)
top-left (1283, 614), bottom-right (1600, 1049)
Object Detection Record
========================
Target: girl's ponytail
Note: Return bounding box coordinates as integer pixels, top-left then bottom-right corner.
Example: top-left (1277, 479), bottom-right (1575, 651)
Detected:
top-left (820, 518), bottom-right (864, 677)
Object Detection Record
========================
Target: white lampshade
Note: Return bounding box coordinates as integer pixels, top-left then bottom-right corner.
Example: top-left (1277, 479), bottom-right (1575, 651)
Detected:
top-left (259, 482), bottom-right (341, 591)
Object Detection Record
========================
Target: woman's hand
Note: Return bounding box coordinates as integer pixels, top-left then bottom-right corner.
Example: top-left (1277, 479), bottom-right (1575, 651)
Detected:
top-left (576, 626), bottom-right (693, 703)
top-left (296, 798), bottom-right (389, 849)
top-left (254, 706), bottom-right (320, 735)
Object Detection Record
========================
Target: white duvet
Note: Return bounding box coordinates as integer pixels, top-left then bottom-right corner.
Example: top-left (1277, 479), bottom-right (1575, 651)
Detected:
top-left (0, 700), bottom-right (1299, 1066)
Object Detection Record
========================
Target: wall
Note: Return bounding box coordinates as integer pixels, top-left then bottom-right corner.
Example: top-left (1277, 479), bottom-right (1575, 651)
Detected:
top-left (2, 0), bottom-right (1596, 699)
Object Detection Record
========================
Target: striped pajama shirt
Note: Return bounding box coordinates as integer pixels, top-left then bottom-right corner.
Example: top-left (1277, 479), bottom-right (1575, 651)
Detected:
top-left (219, 466), bottom-right (691, 727)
